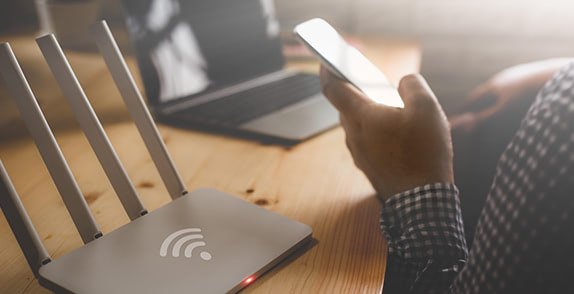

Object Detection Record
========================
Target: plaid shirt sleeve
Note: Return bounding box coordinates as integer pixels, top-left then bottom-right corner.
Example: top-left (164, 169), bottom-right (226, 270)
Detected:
top-left (379, 183), bottom-right (468, 294)
top-left (379, 61), bottom-right (574, 293)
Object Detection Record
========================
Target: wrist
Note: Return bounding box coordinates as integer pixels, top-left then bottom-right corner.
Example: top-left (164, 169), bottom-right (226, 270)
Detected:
top-left (374, 172), bottom-right (454, 202)
top-left (371, 154), bottom-right (454, 202)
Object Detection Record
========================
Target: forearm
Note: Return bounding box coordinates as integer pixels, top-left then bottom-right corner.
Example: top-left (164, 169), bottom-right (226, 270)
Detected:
top-left (506, 58), bottom-right (573, 91)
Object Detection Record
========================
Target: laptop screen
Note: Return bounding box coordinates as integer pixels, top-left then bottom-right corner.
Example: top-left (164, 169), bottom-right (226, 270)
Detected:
top-left (121, 0), bottom-right (285, 105)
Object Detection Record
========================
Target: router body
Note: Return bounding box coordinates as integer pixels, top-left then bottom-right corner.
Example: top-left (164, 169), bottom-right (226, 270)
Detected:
top-left (0, 20), bottom-right (312, 293)
top-left (39, 188), bottom-right (311, 293)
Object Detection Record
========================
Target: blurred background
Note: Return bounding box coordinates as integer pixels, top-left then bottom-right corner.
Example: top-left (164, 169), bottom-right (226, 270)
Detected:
top-left (1, 0), bottom-right (573, 114)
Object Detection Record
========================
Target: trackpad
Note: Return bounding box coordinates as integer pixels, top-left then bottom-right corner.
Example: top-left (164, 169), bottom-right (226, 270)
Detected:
top-left (240, 95), bottom-right (339, 141)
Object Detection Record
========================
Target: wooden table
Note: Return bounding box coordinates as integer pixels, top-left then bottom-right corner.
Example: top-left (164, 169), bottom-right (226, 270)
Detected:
top-left (0, 33), bottom-right (420, 293)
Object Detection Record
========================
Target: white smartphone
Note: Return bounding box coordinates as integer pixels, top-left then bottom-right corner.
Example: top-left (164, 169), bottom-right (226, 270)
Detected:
top-left (294, 18), bottom-right (404, 108)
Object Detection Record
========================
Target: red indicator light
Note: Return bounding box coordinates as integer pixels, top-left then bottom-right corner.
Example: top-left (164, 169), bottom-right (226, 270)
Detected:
top-left (245, 277), bottom-right (255, 284)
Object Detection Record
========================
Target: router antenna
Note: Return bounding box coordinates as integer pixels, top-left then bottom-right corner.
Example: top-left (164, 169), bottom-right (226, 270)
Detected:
top-left (90, 20), bottom-right (188, 199)
top-left (0, 43), bottom-right (101, 244)
top-left (36, 35), bottom-right (148, 220)
top-left (0, 160), bottom-right (51, 277)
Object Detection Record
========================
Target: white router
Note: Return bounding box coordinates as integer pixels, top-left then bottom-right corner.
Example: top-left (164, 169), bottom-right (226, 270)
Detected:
top-left (0, 20), bottom-right (311, 293)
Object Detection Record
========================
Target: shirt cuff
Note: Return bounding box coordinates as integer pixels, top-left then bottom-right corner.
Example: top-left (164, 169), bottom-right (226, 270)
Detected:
top-left (379, 182), bottom-right (468, 261)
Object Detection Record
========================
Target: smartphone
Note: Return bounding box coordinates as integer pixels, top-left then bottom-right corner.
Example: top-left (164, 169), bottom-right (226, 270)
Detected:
top-left (294, 18), bottom-right (404, 108)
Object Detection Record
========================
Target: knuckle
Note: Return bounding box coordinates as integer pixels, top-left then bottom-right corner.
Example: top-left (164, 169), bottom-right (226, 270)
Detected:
top-left (346, 115), bottom-right (362, 131)
top-left (345, 136), bottom-right (352, 149)
top-left (355, 113), bottom-right (367, 131)
top-left (339, 113), bottom-right (351, 128)
top-left (345, 138), bottom-right (361, 168)
top-left (351, 156), bottom-right (361, 169)
top-left (321, 81), bottom-right (332, 98)
top-left (341, 111), bottom-right (361, 129)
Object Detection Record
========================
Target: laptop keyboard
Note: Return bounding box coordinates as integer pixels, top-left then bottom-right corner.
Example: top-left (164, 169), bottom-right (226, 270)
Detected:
top-left (175, 73), bottom-right (322, 125)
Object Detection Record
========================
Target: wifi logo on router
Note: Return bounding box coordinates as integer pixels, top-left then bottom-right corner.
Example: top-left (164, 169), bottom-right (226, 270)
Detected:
top-left (160, 228), bottom-right (212, 261)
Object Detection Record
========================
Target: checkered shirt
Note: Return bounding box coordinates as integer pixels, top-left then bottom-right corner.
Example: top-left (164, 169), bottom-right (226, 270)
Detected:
top-left (380, 61), bottom-right (574, 293)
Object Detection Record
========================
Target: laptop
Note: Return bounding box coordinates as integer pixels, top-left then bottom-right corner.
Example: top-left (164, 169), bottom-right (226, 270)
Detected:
top-left (120, 0), bottom-right (339, 143)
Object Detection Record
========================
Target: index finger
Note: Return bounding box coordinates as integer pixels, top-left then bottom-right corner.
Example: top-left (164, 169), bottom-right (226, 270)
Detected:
top-left (319, 66), bottom-right (371, 117)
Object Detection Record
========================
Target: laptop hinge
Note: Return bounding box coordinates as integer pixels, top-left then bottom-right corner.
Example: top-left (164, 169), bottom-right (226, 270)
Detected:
top-left (160, 69), bottom-right (297, 115)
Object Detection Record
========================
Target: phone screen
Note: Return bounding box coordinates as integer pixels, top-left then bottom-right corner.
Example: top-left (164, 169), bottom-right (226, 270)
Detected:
top-left (294, 18), bottom-right (404, 108)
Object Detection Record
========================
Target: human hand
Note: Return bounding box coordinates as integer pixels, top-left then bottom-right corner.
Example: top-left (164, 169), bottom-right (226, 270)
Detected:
top-left (450, 58), bottom-right (572, 132)
top-left (320, 67), bottom-right (454, 201)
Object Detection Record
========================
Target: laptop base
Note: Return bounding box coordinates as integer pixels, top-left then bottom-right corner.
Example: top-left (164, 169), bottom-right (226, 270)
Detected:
top-left (160, 94), bottom-right (340, 145)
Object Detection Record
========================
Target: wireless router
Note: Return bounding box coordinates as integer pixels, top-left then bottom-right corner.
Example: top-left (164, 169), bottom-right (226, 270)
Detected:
top-left (0, 20), bottom-right (312, 293)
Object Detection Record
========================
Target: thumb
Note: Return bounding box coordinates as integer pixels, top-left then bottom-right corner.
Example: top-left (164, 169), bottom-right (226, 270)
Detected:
top-left (319, 66), bottom-right (371, 118)
top-left (397, 74), bottom-right (439, 111)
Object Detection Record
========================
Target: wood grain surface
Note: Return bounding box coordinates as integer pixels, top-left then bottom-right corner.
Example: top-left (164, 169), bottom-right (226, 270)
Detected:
top-left (0, 33), bottom-right (419, 293)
